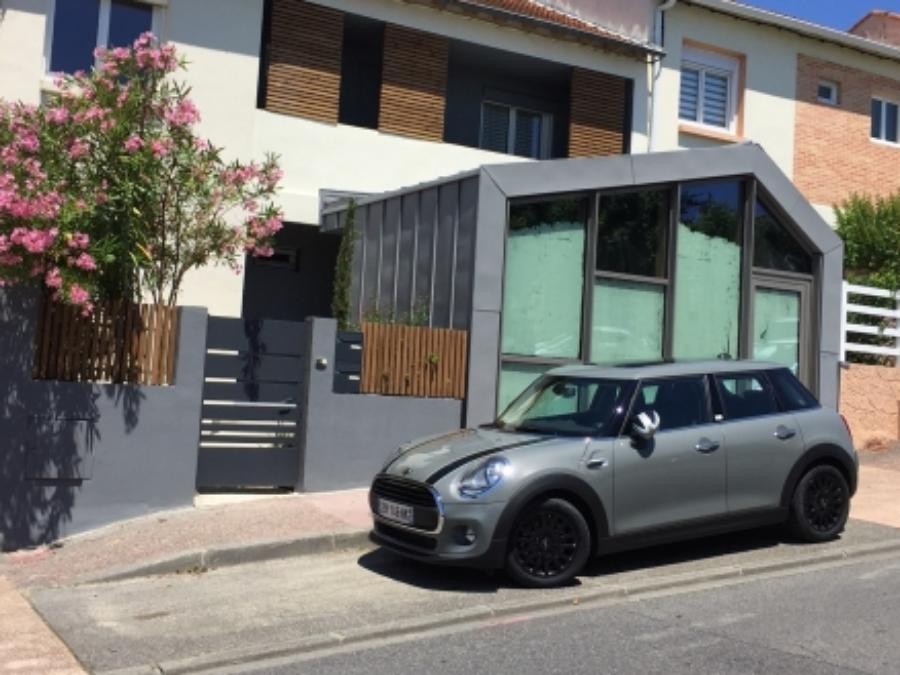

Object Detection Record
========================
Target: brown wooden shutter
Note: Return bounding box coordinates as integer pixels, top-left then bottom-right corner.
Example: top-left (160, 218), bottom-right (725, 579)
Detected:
top-left (568, 68), bottom-right (629, 157)
top-left (379, 24), bottom-right (448, 142)
top-left (264, 0), bottom-right (344, 123)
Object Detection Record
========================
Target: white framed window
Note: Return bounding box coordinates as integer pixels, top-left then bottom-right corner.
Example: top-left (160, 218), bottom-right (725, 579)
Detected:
top-left (817, 80), bottom-right (839, 105)
top-left (871, 97), bottom-right (899, 144)
top-left (678, 46), bottom-right (740, 132)
top-left (480, 101), bottom-right (553, 159)
top-left (45, 0), bottom-right (163, 75)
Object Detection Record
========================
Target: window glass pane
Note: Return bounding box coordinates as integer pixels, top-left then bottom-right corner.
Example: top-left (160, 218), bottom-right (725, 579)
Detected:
top-left (753, 200), bottom-right (812, 274)
top-left (634, 377), bottom-right (709, 431)
top-left (871, 99), bottom-right (883, 139)
top-left (673, 180), bottom-right (742, 360)
top-left (679, 67), bottom-right (699, 121)
top-left (716, 373), bottom-right (777, 419)
top-left (753, 287), bottom-right (800, 374)
top-left (50, 0), bottom-right (101, 74)
top-left (887, 102), bottom-right (899, 143)
top-left (481, 103), bottom-right (510, 153)
top-left (596, 190), bottom-right (669, 278)
top-left (768, 368), bottom-right (818, 411)
top-left (817, 83), bottom-right (834, 102)
top-left (338, 15), bottom-right (385, 129)
top-left (108, 0), bottom-right (153, 48)
top-left (702, 72), bottom-right (729, 127)
top-left (514, 110), bottom-right (543, 159)
top-left (591, 279), bottom-right (664, 363)
top-left (497, 362), bottom-right (551, 413)
top-left (502, 199), bottom-right (587, 358)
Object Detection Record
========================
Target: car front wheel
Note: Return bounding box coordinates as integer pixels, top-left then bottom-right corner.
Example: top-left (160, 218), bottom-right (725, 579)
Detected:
top-left (505, 497), bottom-right (591, 588)
top-left (788, 464), bottom-right (850, 542)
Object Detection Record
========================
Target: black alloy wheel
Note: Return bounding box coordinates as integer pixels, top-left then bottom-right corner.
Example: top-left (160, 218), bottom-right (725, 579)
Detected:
top-left (506, 498), bottom-right (590, 588)
top-left (789, 464), bottom-right (850, 542)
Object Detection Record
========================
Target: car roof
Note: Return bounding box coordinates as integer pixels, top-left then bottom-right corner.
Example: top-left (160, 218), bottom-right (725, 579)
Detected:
top-left (546, 359), bottom-right (785, 380)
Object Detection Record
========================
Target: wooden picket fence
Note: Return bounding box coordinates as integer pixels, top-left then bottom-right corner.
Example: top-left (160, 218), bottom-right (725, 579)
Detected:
top-left (361, 322), bottom-right (467, 399)
top-left (33, 300), bottom-right (179, 385)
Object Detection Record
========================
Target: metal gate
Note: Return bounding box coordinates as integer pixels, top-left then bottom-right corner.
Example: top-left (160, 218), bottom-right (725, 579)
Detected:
top-left (196, 316), bottom-right (308, 490)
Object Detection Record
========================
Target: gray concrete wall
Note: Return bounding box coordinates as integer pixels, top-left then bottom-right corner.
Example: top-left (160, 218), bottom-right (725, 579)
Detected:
top-left (0, 289), bottom-right (207, 551)
top-left (300, 318), bottom-right (463, 491)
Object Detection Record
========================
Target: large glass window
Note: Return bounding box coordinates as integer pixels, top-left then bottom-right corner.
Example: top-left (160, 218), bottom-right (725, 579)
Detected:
top-left (501, 198), bottom-right (587, 359)
top-left (498, 362), bottom-right (551, 413)
top-left (753, 201), bottom-right (812, 274)
top-left (673, 180), bottom-right (743, 360)
top-left (591, 279), bottom-right (664, 363)
top-left (752, 287), bottom-right (801, 373)
top-left (596, 191), bottom-right (668, 278)
top-left (481, 102), bottom-right (552, 159)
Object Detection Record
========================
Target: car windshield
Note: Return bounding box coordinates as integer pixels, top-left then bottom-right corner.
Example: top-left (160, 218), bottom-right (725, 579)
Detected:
top-left (496, 375), bottom-right (634, 437)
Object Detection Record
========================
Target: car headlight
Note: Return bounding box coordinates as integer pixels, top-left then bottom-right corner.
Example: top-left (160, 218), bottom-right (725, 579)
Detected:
top-left (457, 456), bottom-right (510, 498)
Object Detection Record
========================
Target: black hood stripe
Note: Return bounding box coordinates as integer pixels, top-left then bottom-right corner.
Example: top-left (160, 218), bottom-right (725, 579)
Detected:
top-left (425, 436), bottom-right (546, 485)
top-left (384, 429), bottom-right (477, 472)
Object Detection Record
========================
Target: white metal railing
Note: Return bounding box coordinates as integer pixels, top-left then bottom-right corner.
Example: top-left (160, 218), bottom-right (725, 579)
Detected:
top-left (841, 280), bottom-right (900, 362)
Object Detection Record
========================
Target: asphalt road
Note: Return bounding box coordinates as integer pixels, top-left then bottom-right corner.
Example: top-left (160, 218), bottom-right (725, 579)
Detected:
top-left (241, 552), bottom-right (900, 675)
top-left (27, 519), bottom-right (900, 673)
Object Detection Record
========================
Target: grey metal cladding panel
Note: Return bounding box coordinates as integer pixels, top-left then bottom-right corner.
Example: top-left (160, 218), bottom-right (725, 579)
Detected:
top-left (465, 309), bottom-right (502, 427)
top-left (362, 203), bottom-right (382, 314)
top-left (202, 380), bottom-right (299, 403)
top-left (452, 177), bottom-right (478, 329)
top-left (415, 187), bottom-right (437, 320)
top-left (483, 155), bottom-right (634, 198)
top-left (396, 194), bottom-right (417, 319)
top-left (202, 403), bottom-right (297, 422)
top-left (322, 213), bottom-right (339, 232)
top-left (380, 197), bottom-right (401, 317)
top-left (818, 351), bottom-right (840, 410)
top-left (196, 447), bottom-right (298, 489)
top-left (433, 182), bottom-right (459, 328)
top-left (632, 144), bottom-right (756, 186)
top-left (350, 210), bottom-right (364, 322)
top-left (819, 246), bottom-right (844, 356)
top-left (206, 317), bottom-right (307, 356)
top-left (204, 352), bottom-right (304, 382)
top-left (472, 170), bottom-right (507, 313)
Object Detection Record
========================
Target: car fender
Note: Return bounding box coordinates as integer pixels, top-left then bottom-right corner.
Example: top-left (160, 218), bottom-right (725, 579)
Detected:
top-left (780, 443), bottom-right (858, 508)
top-left (491, 472), bottom-right (610, 555)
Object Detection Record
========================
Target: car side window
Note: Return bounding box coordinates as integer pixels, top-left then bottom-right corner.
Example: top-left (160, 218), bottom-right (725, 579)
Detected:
top-left (529, 381), bottom-right (598, 418)
top-left (634, 376), bottom-right (710, 431)
top-left (767, 368), bottom-right (819, 411)
top-left (715, 372), bottom-right (778, 420)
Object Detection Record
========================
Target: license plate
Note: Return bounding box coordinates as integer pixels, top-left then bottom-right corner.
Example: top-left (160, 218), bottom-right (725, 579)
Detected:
top-left (378, 498), bottom-right (414, 525)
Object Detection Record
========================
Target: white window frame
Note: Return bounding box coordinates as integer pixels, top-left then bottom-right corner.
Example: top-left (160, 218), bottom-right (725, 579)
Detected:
top-left (43, 0), bottom-right (165, 77)
top-left (817, 80), bottom-right (839, 106)
top-left (679, 46), bottom-right (739, 134)
top-left (871, 96), bottom-right (900, 146)
top-left (479, 101), bottom-right (553, 160)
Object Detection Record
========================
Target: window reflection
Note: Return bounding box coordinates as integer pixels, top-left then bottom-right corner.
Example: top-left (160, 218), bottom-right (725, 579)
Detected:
top-left (753, 201), bottom-right (812, 274)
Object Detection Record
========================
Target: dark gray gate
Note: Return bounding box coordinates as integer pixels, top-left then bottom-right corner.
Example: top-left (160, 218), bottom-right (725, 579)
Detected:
top-left (196, 317), bottom-right (308, 490)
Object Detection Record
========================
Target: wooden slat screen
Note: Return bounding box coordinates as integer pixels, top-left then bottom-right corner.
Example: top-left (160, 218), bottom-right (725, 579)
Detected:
top-left (361, 322), bottom-right (467, 399)
top-left (568, 67), bottom-right (628, 157)
top-left (379, 24), bottom-right (448, 142)
top-left (33, 301), bottom-right (179, 385)
top-left (264, 0), bottom-right (344, 122)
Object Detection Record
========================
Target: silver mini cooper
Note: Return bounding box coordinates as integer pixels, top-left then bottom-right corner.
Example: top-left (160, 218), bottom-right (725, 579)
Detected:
top-left (369, 361), bottom-right (857, 587)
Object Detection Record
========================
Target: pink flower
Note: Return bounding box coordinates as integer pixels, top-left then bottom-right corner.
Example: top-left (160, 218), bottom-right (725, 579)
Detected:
top-left (123, 135), bottom-right (143, 153)
top-left (150, 139), bottom-right (170, 158)
top-left (73, 252), bottom-right (96, 270)
top-left (69, 283), bottom-right (90, 305)
top-left (194, 138), bottom-right (210, 151)
top-left (46, 106), bottom-right (69, 124)
top-left (80, 301), bottom-right (94, 317)
top-left (17, 133), bottom-right (39, 153)
top-left (68, 139), bottom-right (89, 159)
top-left (164, 99), bottom-right (200, 126)
top-left (45, 267), bottom-right (63, 289)
top-left (68, 232), bottom-right (90, 249)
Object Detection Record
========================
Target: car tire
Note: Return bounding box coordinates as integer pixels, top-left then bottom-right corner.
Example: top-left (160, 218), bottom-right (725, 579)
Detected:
top-left (788, 464), bottom-right (850, 542)
top-left (505, 497), bottom-right (591, 588)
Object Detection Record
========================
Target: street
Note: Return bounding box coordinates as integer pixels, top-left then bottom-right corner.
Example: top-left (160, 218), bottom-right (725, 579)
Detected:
top-left (26, 519), bottom-right (900, 674)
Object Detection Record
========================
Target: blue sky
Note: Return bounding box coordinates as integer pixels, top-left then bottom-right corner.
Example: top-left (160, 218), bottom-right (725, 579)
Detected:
top-left (740, 0), bottom-right (900, 31)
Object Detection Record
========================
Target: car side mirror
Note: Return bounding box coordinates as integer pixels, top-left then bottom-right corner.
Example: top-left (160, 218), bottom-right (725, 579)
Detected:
top-left (631, 411), bottom-right (661, 440)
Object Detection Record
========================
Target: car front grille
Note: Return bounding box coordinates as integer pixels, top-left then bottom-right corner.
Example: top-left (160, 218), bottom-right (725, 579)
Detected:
top-left (370, 475), bottom-right (442, 532)
top-left (374, 521), bottom-right (438, 551)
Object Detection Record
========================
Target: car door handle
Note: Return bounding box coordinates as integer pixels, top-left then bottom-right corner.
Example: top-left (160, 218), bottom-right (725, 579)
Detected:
top-left (774, 425), bottom-right (797, 440)
top-left (586, 457), bottom-right (608, 469)
top-left (695, 438), bottom-right (720, 453)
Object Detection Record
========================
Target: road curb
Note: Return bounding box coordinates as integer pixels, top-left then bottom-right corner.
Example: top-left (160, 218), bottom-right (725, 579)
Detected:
top-left (97, 536), bottom-right (900, 675)
top-left (88, 529), bottom-right (374, 584)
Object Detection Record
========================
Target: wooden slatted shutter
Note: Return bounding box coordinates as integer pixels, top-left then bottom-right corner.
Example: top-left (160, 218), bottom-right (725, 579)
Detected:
top-left (379, 24), bottom-right (449, 141)
top-left (568, 67), bottom-right (630, 157)
top-left (263, 0), bottom-right (344, 123)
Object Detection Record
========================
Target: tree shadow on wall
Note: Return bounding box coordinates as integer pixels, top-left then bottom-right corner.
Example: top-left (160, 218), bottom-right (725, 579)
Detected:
top-left (0, 288), bottom-right (144, 551)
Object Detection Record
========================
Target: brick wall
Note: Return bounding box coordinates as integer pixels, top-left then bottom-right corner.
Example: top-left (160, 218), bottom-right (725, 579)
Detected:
top-left (794, 53), bottom-right (900, 206)
top-left (840, 364), bottom-right (900, 448)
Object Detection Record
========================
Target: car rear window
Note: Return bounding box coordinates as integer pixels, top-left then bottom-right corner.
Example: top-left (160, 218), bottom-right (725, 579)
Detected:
top-left (767, 368), bottom-right (819, 411)
top-left (715, 372), bottom-right (778, 420)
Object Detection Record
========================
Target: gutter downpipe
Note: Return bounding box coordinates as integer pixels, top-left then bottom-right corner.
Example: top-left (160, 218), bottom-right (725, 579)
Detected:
top-left (648, 0), bottom-right (678, 152)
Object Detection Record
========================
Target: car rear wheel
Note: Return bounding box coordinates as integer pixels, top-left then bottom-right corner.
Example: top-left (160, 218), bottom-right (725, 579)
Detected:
top-left (505, 497), bottom-right (591, 588)
top-left (788, 464), bottom-right (850, 542)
